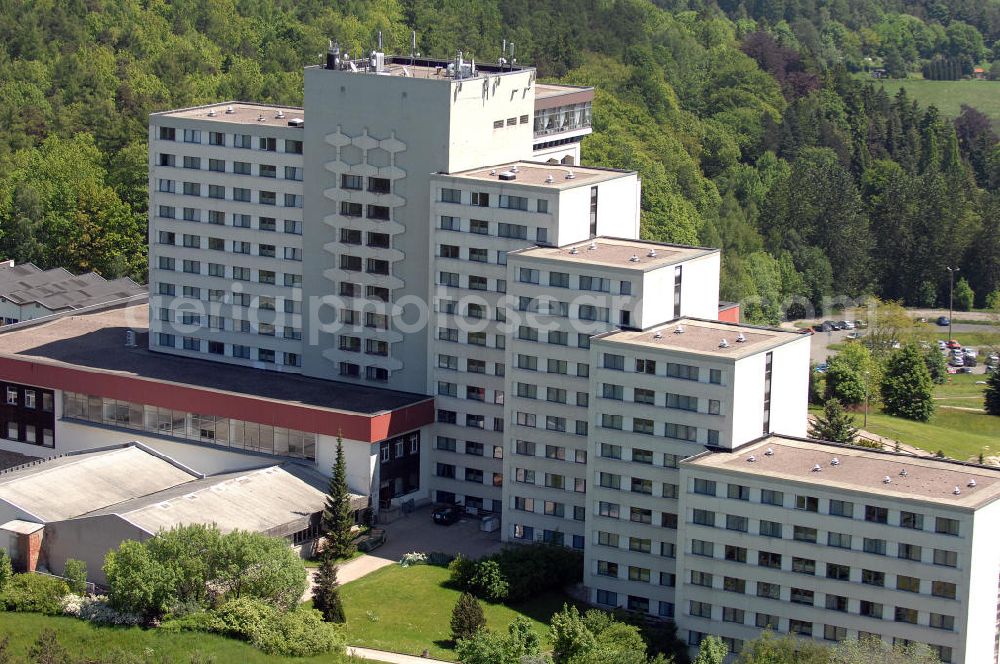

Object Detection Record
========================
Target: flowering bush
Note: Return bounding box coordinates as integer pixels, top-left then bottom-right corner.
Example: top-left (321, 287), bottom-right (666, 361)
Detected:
top-left (62, 593), bottom-right (143, 626)
top-left (399, 552), bottom-right (428, 567)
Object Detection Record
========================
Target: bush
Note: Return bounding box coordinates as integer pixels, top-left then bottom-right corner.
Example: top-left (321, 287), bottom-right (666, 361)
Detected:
top-left (491, 545), bottom-right (583, 603)
top-left (399, 552), bottom-right (428, 567)
top-left (0, 551), bottom-right (11, 593)
top-left (210, 597), bottom-right (275, 641)
top-left (426, 551), bottom-right (455, 567)
top-left (469, 560), bottom-right (508, 602)
top-left (62, 594), bottom-right (143, 626)
top-left (1, 573), bottom-right (69, 615)
top-left (448, 554), bottom-right (476, 589)
top-left (252, 607), bottom-right (343, 657)
top-left (63, 559), bottom-right (88, 595)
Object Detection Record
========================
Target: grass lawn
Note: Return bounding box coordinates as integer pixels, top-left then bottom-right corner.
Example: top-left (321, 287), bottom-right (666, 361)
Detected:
top-left (0, 613), bottom-right (378, 663)
top-left (814, 373), bottom-right (998, 461)
top-left (340, 564), bottom-right (575, 661)
top-left (872, 78), bottom-right (1000, 130)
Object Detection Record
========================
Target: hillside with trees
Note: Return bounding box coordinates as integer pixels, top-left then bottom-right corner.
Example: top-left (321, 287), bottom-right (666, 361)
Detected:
top-left (0, 0), bottom-right (997, 321)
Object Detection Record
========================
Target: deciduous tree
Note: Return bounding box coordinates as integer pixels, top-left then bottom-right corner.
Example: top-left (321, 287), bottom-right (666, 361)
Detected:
top-left (881, 344), bottom-right (935, 421)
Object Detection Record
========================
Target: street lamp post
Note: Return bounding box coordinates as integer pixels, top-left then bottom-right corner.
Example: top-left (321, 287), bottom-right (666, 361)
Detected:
top-left (864, 370), bottom-right (870, 429)
top-left (947, 266), bottom-right (960, 341)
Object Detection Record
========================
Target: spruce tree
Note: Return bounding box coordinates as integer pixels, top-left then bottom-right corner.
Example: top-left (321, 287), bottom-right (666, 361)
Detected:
top-left (312, 556), bottom-right (346, 623)
top-left (808, 399), bottom-right (859, 443)
top-left (321, 435), bottom-right (355, 559)
top-left (451, 592), bottom-right (486, 642)
top-left (985, 369), bottom-right (1000, 416)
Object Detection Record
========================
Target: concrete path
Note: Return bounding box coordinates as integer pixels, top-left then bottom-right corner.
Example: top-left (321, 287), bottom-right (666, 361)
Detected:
top-left (348, 645), bottom-right (451, 663)
top-left (302, 505), bottom-right (503, 602)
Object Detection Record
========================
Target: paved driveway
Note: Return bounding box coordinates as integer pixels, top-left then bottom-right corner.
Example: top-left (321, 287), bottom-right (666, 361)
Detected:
top-left (305, 506), bottom-right (503, 597)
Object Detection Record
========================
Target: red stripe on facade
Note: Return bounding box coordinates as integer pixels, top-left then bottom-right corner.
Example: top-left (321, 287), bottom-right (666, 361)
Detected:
top-left (0, 356), bottom-right (434, 442)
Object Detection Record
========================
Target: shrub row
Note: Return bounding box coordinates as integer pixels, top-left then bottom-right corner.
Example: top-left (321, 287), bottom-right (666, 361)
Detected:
top-left (449, 544), bottom-right (583, 603)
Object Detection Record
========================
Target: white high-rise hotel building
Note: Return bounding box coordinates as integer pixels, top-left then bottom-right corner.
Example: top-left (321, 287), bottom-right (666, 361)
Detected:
top-left (143, 46), bottom-right (995, 662)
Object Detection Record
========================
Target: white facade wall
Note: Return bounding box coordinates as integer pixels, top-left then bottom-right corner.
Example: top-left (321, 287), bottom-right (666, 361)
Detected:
top-left (675, 461), bottom-right (985, 663)
top-left (148, 109), bottom-right (305, 371)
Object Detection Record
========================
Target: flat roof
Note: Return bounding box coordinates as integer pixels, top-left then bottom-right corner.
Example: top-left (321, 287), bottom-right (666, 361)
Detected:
top-left (535, 83), bottom-right (593, 100)
top-left (83, 465), bottom-right (328, 535)
top-left (511, 238), bottom-right (717, 271)
top-left (0, 446), bottom-right (197, 522)
top-left (0, 303), bottom-right (430, 415)
top-left (447, 161), bottom-right (632, 189)
top-left (687, 435), bottom-right (1000, 509)
top-left (595, 317), bottom-right (807, 359)
top-left (154, 102), bottom-right (304, 127)
top-left (0, 263), bottom-right (144, 312)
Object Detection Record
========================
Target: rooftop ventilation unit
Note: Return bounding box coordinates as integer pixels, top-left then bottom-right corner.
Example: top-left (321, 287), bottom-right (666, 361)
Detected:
top-left (545, 174), bottom-right (554, 183)
top-left (498, 171), bottom-right (517, 181)
top-left (953, 486), bottom-right (961, 495)
top-left (764, 448), bottom-right (774, 456)
top-left (629, 254), bottom-right (640, 262)
top-left (883, 476), bottom-right (892, 484)
top-left (747, 455), bottom-right (756, 463)
top-left (674, 325), bottom-right (685, 334)
top-left (225, 105), bottom-right (235, 114)
top-left (124, 329), bottom-right (136, 348)
top-left (811, 464), bottom-right (822, 472)
top-left (968, 479), bottom-right (977, 487)
top-left (588, 241), bottom-right (597, 250)
top-left (207, 108), bottom-right (217, 117)
top-left (276, 110), bottom-right (285, 119)
top-left (831, 457), bottom-right (840, 466)
top-left (511, 165), bottom-right (519, 173)
top-left (647, 249), bottom-right (657, 258)
top-left (719, 339), bottom-right (730, 348)
top-left (569, 247), bottom-right (578, 255)
top-left (489, 169), bottom-right (496, 175)
top-left (736, 332), bottom-right (747, 343)
top-left (257, 114), bottom-right (264, 122)
top-left (653, 331), bottom-right (663, 339)
top-left (899, 468), bottom-right (908, 477)
top-left (287, 118), bottom-right (304, 127)
top-left (565, 171), bottom-right (575, 179)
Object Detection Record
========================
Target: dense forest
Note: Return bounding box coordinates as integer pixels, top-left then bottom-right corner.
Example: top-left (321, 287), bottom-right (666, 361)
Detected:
top-left (0, 0), bottom-right (998, 321)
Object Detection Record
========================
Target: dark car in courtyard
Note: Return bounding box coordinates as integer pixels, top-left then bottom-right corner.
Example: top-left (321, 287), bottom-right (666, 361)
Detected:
top-left (432, 505), bottom-right (461, 525)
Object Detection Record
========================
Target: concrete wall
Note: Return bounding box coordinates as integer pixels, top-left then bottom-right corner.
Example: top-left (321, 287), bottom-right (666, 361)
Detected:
top-left (43, 514), bottom-right (151, 585)
top-left (966, 499), bottom-right (1000, 663)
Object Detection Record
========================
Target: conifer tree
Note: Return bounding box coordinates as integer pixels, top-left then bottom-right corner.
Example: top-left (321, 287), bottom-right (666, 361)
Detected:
top-left (881, 345), bottom-right (935, 422)
top-left (985, 369), bottom-right (1000, 416)
top-left (321, 435), bottom-right (355, 559)
top-left (312, 556), bottom-right (346, 623)
top-left (451, 592), bottom-right (486, 642)
top-left (808, 399), bottom-right (859, 443)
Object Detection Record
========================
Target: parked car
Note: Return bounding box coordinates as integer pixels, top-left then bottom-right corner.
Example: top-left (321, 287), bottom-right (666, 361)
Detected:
top-left (963, 348), bottom-right (978, 358)
top-left (964, 355), bottom-right (978, 368)
top-left (432, 505), bottom-right (461, 526)
top-left (838, 320), bottom-right (855, 330)
top-left (949, 356), bottom-right (966, 367)
top-left (936, 316), bottom-right (950, 326)
top-left (820, 321), bottom-right (837, 332)
top-left (812, 325), bottom-right (824, 333)
top-left (987, 354), bottom-right (999, 368)
top-left (946, 339), bottom-right (962, 349)
top-left (937, 340), bottom-right (947, 350)
top-left (854, 319), bottom-right (868, 329)
top-left (814, 363), bottom-right (829, 373)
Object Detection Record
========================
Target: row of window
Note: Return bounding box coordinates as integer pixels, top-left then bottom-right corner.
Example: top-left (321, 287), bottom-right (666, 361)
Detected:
top-left (436, 354), bottom-right (504, 376)
top-left (437, 216), bottom-right (549, 242)
top-left (601, 354), bottom-right (723, 384)
top-left (63, 392), bottom-right (316, 459)
top-left (337, 363), bottom-right (389, 382)
top-left (157, 154), bottom-right (302, 180)
top-left (159, 310), bottom-right (302, 339)
top-left (157, 180), bottom-right (303, 207)
top-left (598, 413), bottom-right (715, 444)
top-left (157, 127), bottom-right (302, 154)
top-left (491, 114), bottom-right (531, 129)
top-left (689, 479), bottom-right (962, 536)
top-left (4, 387), bottom-right (53, 411)
top-left (437, 409), bottom-right (504, 432)
top-left (158, 231), bottom-right (302, 260)
top-left (154, 290), bottom-right (302, 312)
top-left (512, 496), bottom-right (587, 521)
top-left (434, 463), bottom-right (502, 486)
top-left (440, 188), bottom-right (547, 214)
top-left (155, 334), bottom-right (301, 366)
top-left (600, 384), bottom-right (721, 415)
top-left (517, 268), bottom-right (631, 295)
top-left (157, 208), bottom-right (302, 234)
top-left (510, 524), bottom-right (585, 549)
top-left (434, 437), bottom-right (503, 458)
top-left (157, 268), bottom-right (300, 292)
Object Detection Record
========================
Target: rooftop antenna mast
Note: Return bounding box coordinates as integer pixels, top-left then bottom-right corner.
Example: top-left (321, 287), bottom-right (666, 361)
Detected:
top-left (509, 42), bottom-right (515, 70)
top-left (378, 31), bottom-right (383, 52)
top-left (499, 39), bottom-right (507, 69)
top-left (411, 30), bottom-right (417, 65)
